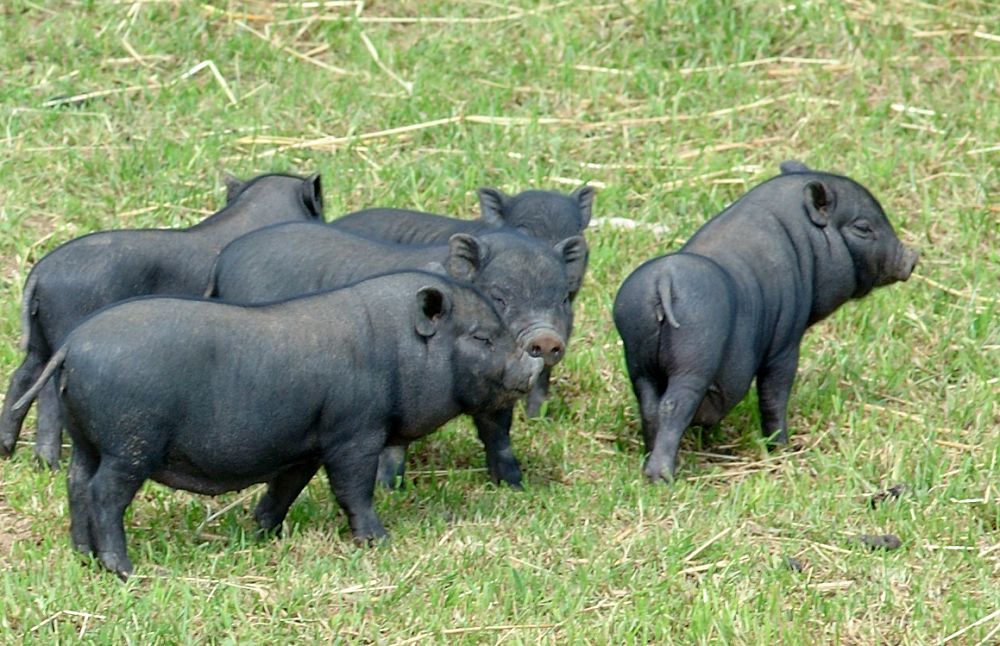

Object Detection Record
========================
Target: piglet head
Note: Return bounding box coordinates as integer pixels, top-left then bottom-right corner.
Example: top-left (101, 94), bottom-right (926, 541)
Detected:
top-left (804, 178), bottom-right (919, 298)
top-left (478, 186), bottom-right (594, 244)
top-left (422, 281), bottom-right (542, 412)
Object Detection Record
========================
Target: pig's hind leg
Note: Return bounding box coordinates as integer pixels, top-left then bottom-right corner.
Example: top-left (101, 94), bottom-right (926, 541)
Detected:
top-left (67, 439), bottom-right (99, 556)
top-left (643, 375), bottom-right (712, 483)
top-left (0, 348), bottom-right (47, 458)
top-left (254, 461), bottom-right (321, 536)
top-left (86, 458), bottom-right (146, 578)
top-left (632, 376), bottom-right (662, 454)
top-left (34, 380), bottom-right (64, 469)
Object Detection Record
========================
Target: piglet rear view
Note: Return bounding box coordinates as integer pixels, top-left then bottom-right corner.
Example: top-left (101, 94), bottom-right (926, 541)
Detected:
top-left (613, 162), bottom-right (918, 482)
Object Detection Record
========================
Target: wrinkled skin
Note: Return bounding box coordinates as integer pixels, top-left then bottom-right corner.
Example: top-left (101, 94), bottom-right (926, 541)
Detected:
top-left (0, 173), bottom-right (324, 468)
top-left (210, 224), bottom-right (586, 489)
top-left (613, 162), bottom-right (919, 483)
top-left (332, 186), bottom-right (595, 419)
top-left (9, 271), bottom-right (542, 578)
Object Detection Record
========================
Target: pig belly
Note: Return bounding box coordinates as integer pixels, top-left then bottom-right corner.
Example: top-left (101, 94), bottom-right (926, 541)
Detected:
top-left (151, 466), bottom-right (275, 496)
top-left (150, 451), bottom-right (311, 496)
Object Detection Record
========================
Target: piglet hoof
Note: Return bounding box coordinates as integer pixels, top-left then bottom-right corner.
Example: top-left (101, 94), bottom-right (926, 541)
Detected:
top-left (524, 396), bottom-right (545, 419)
top-left (97, 551), bottom-right (133, 581)
top-left (642, 455), bottom-right (676, 485)
top-left (351, 516), bottom-right (389, 547)
top-left (376, 447), bottom-right (407, 491)
top-left (34, 446), bottom-right (61, 472)
top-left (253, 503), bottom-right (281, 536)
top-left (253, 523), bottom-right (283, 541)
top-left (765, 429), bottom-right (789, 449)
top-left (487, 453), bottom-right (523, 490)
top-left (72, 540), bottom-right (95, 558)
top-left (375, 471), bottom-right (404, 491)
top-left (352, 534), bottom-right (388, 548)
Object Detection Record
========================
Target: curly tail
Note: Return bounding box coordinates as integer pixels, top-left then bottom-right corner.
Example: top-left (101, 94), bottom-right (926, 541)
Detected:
top-left (655, 272), bottom-right (681, 329)
top-left (11, 346), bottom-right (67, 412)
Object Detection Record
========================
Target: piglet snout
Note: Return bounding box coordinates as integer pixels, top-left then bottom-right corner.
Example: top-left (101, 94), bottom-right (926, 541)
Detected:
top-left (519, 327), bottom-right (566, 366)
top-left (896, 246), bottom-right (919, 281)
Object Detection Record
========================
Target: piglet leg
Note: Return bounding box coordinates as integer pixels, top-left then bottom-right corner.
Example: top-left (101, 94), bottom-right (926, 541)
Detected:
top-left (323, 442), bottom-right (387, 544)
top-left (643, 376), bottom-right (708, 483)
top-left (756, 349), bottom-right (799, 446)
top-left (0, 349), bottom-right (47, 457)
top-left (34, 380), bottom-right (64, 469)
top-left (632, 377), bottom-right (662, 453)
top-left (67, 440), bottom-right (99, 556)
top-left (87, 458), bottom-right (144, 579)
top-left (473, 408), bottom-right (522, 488)
top-left (375, 444), bottom-right (408, 490)
top-left (254, 461), bottom-right (321, 535)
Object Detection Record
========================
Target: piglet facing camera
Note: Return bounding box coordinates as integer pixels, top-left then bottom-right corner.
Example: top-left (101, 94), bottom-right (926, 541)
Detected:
top-left (331, 185), bottom-right (596, 424)
top-left (209, 222), bottom-right (586, 490)
top-left (10, 271), bottom-right (541, 578)
top-left (613, 162), bottom-right (918, 483)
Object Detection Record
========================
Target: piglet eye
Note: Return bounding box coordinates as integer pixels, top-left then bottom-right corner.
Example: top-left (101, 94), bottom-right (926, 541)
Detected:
top-left (852, 220), bottom-right (874, 237)
top-left (492, 294), bottom-right (507, 308)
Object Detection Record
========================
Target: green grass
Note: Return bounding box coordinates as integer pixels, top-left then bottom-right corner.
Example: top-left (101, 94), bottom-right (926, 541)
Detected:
top-left (1, 0), bottom-right (998, 642)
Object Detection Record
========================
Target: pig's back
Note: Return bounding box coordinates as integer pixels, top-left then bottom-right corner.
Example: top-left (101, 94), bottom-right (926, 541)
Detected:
top-left (212, 222), bottom-right (440, 303)
top-left (33, 230), bottom-right (217, 346)
top-left (332, 208), bottom-right (490, 244)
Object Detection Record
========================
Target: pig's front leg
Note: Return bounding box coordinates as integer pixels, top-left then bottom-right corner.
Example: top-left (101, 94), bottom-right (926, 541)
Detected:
top-left (323, 437), bottom-right (388, 544)
top-left (473, 408), bottom-right (522, 488)
top-left (523, 366), bottom-right (551, 418)
top-left (254, 460), bottom-right (321, 535)
top-left (755, 349), bottom-right (799, 446)
top-left (643, 376), bottom-right (708, 483)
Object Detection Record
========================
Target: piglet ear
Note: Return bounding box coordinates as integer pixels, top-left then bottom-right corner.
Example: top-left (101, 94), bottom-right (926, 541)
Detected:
top-left (414, 286), bottom-right (452, 338)
top-left (780, 160), bottom-right (810, 174)
top-left (804, 180), bottom-right (835, 228)
top-left (302, 173), bottom-right (324, 220)
top-left (554, 235), bottom-right (588, 295)
top-left (572, 185), bottom-right (595, 229)
top-left (477, 187), bottom-right (508, 225)
top-left (223, 172), bottom-right (245, 203)
top-left (446, 234), bottom-right (488, 282)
